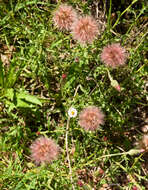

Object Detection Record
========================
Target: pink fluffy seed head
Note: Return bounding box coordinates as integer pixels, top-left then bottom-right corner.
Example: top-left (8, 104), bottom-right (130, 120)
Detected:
top-left (53, 4), bottom-right (77, 31)
top-left (101, 43), bottom-right (126, 67)
top-left (30, 137), bottom-right (59, 165)
top-left (79, 106), bottom-right (104, 131)
top-left (71, 16), bottom-right (99, 44)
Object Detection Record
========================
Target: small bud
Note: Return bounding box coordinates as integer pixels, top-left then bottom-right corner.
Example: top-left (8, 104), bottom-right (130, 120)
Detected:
top-left (111, 80), bottom-right (121, 92)
top-left (77, 180), bottom-right (83, 187)
top-left (75, 57), bottom-right (79, 62)
top-left (70, 145), bottom-right (75, 156)
top-left (103, 136), bottom-right (107, 141)
top-left (114, 84), bottom-right (121, 92)
top-left (127, 149), bottom-right (142, 155)
top-left (98, 167), bottom-right (104, 175)
top-left (132, 185), bottom-right (138, 190)
top-left (62, 74), bottom-right (67, 79)
top-left (140, 149), bottom-right (145, 153)
top-left (36, 131), bottom-right (40, 136)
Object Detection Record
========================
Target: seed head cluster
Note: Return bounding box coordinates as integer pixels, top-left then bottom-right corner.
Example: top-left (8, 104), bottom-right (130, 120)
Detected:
top-left (53, 4), bottom-right (77, 31)
top-left (71, 16), bottom-right (99, 44)
top-left (79, 106), bottom-right (104, 131)
top-left (53, 4), bottom-right (99, 44)
top-left (101, 43), bottom-right (126, 67)
top-left (30, 137), bottom-right (59, 165)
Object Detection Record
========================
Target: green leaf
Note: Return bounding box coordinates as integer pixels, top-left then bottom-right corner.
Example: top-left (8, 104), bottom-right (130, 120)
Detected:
top-left (5, 65), bottom-right (21, 88)
top-left (4, 88), bottom-right (14, 101)
top-left (16, 92), bottom-right (42, 106)
top-left (5, 100), bottom-right (16, 112)
top-left (64, 76), bottom-right (75, 90)
top-left (50, 37), bottom-right (69, 49)
top-left (16, 98), bottom-right (33, 108)
top-left (0, 60), bottom-right (4, 87)
top-left (50, 39), bottom-right (63, 49)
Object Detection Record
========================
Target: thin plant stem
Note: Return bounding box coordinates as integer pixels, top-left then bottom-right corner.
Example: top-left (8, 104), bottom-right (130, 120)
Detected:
top-left (83, 149), bottom-right (142, 166)
top-left (112, 0), bottom-right (138, 29)
top-left (107, 0), bottom-right (112, 30)
top-left (65, 84), bottom-right (81, 189)
top-left (65, 117), bottom-right (75, 190)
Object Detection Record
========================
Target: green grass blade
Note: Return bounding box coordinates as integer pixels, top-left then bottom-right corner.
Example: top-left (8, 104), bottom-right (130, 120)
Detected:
top-left (0, 60), bottom-right (4, 87)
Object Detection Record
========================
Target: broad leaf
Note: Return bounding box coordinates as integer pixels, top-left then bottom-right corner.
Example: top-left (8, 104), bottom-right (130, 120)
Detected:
top-left (16, 92), bottom-right (42, 106)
